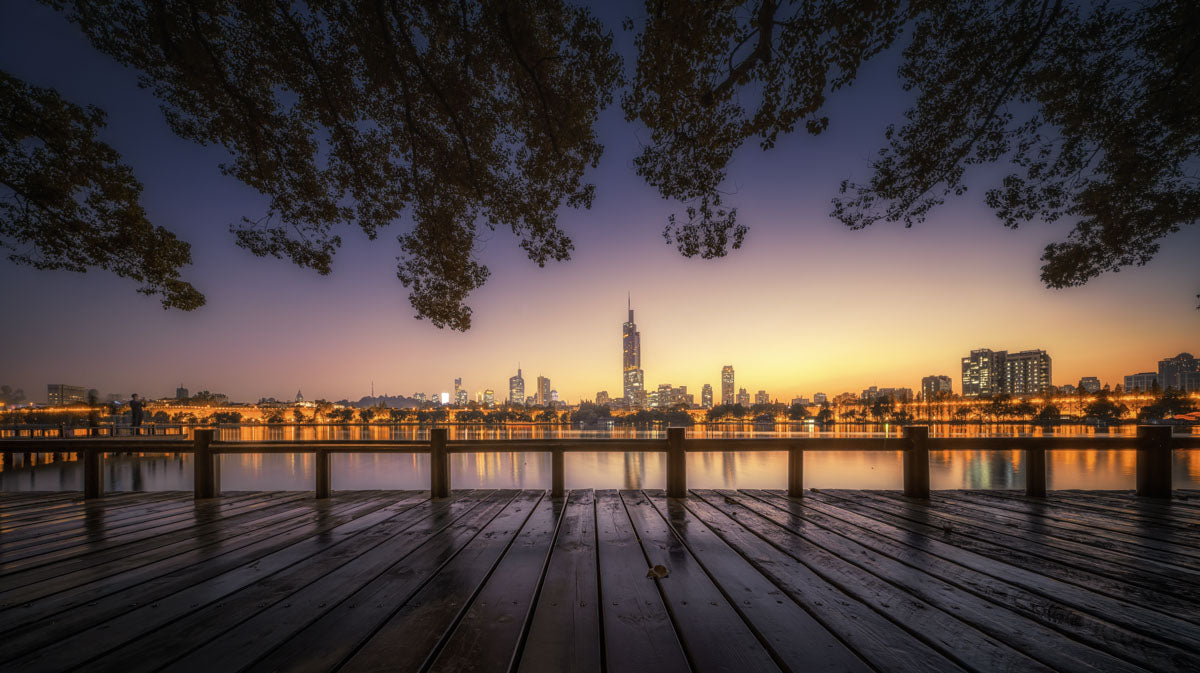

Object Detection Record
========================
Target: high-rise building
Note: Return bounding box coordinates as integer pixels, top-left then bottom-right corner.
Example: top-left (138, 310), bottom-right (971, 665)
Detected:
top-left (962, 348), bottom-right (1052, 397)
top-left (1159, 353), bottom-right (1200, 392)
top-left (1124, 372), bottom-right (1159, 392)
top-left (454, 378), bottom-right (467, 406)
top-left (1003, 350), bottom-right (1052, 396)
top-left (596, 390), bottom-right (611, 405)
top-left (550, 389), bottom-right (559, 404)
top-left (1077, 377), bottom-right (1101, 393)
top-left (721, 366), bottom-right (735, 405)
top-left (656, 383), bottom-right (673, 408)
top-left (509, 367), bottom-right (525, 405)
top-left (962, 349), bottom-right (1003, 397)
top-left (863, 386), bottom-right (914, 402)
top-left (47, 384), bottom-right (87, 406)
top-left (920, 375), bottom-right (953, 400)
top-left (622, 299), bottom-right (646, 408)
top-left (176, 385), bottom-right (189, 400)
top-left (754, 390), bottom-right (770, 405)
top-left (701, 384), bottom-right (713, 409)
top-left (736, 387), bottom-right (750, 407)
top-left (813, 392), bottom-right (827, 404)
top-left (536, 376), bottom-right (551, 406)
top-left (483, 389), bottom-right (494, 407)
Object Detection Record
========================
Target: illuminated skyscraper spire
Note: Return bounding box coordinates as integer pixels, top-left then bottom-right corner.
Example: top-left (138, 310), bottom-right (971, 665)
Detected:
top-left (622, 297), bottom-right (645, 408)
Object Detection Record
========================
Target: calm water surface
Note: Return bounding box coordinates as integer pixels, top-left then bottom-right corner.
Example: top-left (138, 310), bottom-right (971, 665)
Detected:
top-left (3, 424), bottom-right (1198, 492)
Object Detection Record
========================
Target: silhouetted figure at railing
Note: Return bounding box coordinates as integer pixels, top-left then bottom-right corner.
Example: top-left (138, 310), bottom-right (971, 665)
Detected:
top-left (129, 394), bottom-right (144, 436)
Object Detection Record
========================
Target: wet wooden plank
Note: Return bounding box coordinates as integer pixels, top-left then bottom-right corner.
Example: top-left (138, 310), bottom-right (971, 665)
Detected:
top-left (343, 491), bottom-right (551, 673)
top-left (688, 490), bottom-right (965, 673)
top-left (622, 489), bottom-right (783, 673)
top-left (517, 489), bottom-right (602, 673)
top-left (594, 489), bottom-right (690, 673)
top-left (645, 491), bottom-right (871, 673)
top-left (748, 490), bottom-right (1200, 673)
top-left (425, 494), bottom-right (564, 673)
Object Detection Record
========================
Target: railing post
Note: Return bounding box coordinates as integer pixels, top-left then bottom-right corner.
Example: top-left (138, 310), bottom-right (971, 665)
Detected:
top-left (667, 427), bottom-right (686, 498)
top-left (902, 426), bottom-right (929, 499)
top-left (315, 449), bottom-right (331, 499)
top-left (1025, 444), bottom-right (1047, 497)
top-left (788, 445), bottom-right (803, 497)
top-left (83, 448), bottom-right (102, 499)
top-left (193, 429), bottom-right (219, 499)
top-left (1136, 425), bottom-right (1172, 498)
top-left (551, 448), bottom-right (565, 498)
top-left (430, 428), bottom-right (450, 498)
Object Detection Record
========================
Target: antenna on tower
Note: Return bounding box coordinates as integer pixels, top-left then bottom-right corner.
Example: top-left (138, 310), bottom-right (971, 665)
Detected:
top-left (371, 381), bottom-right (374, 397)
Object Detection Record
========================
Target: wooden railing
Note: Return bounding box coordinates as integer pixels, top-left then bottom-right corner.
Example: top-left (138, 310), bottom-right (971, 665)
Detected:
top-left (2, 426), bottom-right (1197, 501)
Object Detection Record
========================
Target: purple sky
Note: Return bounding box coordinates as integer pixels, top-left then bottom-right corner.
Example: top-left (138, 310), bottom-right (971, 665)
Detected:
top-left (1, 1), bottom-right (1196, 404)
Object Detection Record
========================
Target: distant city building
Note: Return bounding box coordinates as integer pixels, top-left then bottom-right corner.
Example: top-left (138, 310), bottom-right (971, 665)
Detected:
top-left (550, 389), bottom-right (559, 404)
top-left (1059, 384), bottom-right (1077, 395)
top-left (1159, 352), bottom-right (1200, 392)
top-left (721, 366), bottom-right (735, 405)
top-left (623, 299), bottom-right (646, 408)
top-left (1077, 377), bottom-right (1101, 393)
top-left (509, 367), bottom-right (525, 405)
top-left (483, 389), bottom-right (495, 407)
top-left (862, 386), bottom-right (914, 402)
top-left (736, 387), bottom-right (750, 407)
top-left (454, 378), bottom-right (467, 406)
top-left (701, 384), bottom-right (713, 409)
top-left (526, 395), bottom-right (536, 406)
top-left (754, 390), bottom-right (770, 405)
top-left (813, 392), bottom-right (828, 404)
top-left (962, 348), bottom-right (1052, 397)
top-left (920, 375), bottom-right (953, 400)
top-left (536, 376), bottom-right (551, 406)
top-left (295, 389), bottom-right (304, 403)
top-left (790, 397), bottom-right (811, 407)
top-left (176, 385), bottom-right (189, 400)
top-left (1124, 372), bottom-right (1160, 392)
top-left (595, 390), bottom-right (611, 405)
top-left (47, 384), bottom-right (87, 406)
top-left (439, 392), bottom-right (451, 405)
top-left (413, 392), bottom-right (426, 403)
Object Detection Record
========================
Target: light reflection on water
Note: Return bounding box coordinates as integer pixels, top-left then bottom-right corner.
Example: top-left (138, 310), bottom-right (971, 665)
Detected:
top-left (3, 447), bottom-right (1199, 492)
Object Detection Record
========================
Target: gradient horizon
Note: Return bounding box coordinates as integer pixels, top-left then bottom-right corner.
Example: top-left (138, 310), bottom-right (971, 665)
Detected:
top-left (1, 1), bottom-right (1196, 405)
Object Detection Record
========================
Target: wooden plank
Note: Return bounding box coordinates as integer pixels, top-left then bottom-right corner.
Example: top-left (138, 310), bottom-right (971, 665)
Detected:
top-left (225, 487), bottom-right (525, 671)
top-left (425, 494), bottom-right (565, 673)
top-left (977, 489), bottom-right (1200, 530)
top-left (0, 492), bottom-right (305, 583)
top-left (814, 489), bottom-right (1200, 620)
top-left (0, 492), bottom-right (182, 532)
top-left (593, 489), bottom-right (690, 673)
top-left (0, 494), bottom-right (400, 657)
top-left (161, 491), bottom-right (520, 673)
top-left (6, 491), bottom-right (497, 673)
top-left (645, 491), bottom-right (872, 673)
top-left (747, 490), bottom-right (1200, 672)
top-left (701, 490), bottom-right (1046, 673)
top-left (517, 489), bottom-right (602, 673)
top-left (621, 489), bottom-right (783, 673)
top-left (0, 491), bottom-right (223, 547)
top-left (688, 491), bottom-right (965, 673)
top-left (340, 491), bottom-right (549, 673)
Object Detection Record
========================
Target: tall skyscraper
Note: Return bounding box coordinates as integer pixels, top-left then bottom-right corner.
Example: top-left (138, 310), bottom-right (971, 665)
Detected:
top-left (701, 384), bottom-right (713, 409)
top-left (536, 376), bottom-right (551, 406)
top-left (483, 389), bottom-right (494, 407)
top-left (454, 378), bottom-right (467, 406)
top-left (736, 387), bottom-right (750, 407)
top-left (721, 366), bottom-right (735, 405)
top-left (509, 367), bottom-right (524, 405)
top-left (622, 298), bottom-right (645, 408)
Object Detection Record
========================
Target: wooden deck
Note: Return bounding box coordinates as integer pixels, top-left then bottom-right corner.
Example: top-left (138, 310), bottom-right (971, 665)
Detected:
top-left (2, 489), bottom-right (1199, 672)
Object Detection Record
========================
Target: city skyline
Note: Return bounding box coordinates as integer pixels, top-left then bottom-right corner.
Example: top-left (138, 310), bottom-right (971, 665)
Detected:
top-left (1, 2), bottom-right (1197, 404)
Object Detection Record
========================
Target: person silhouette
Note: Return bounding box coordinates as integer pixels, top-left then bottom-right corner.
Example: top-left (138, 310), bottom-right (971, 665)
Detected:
top-left (129, 393), bottom-right (144, 436)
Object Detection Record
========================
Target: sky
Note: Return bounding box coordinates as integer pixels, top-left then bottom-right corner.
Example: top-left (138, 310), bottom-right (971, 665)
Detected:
top-left (1, 1), bottom-right (1197, 404)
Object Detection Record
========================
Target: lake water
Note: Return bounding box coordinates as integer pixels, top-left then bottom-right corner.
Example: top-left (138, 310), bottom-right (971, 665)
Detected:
top-left (3, 424), bottom-right (1199, 492)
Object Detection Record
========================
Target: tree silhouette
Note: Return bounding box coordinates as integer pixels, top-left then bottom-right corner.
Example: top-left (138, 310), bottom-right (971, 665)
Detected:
top-left (4, 1), bottom-right (1196, 324)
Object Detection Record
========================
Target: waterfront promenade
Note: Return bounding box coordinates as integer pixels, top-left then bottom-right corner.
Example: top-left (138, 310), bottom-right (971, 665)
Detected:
top-left (2, 486), bottom-right (1200, 672)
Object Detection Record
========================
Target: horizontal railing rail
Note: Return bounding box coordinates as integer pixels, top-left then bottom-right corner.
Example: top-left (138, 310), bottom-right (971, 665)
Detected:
top-left (2, 426), bottom-right (1197, 501)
